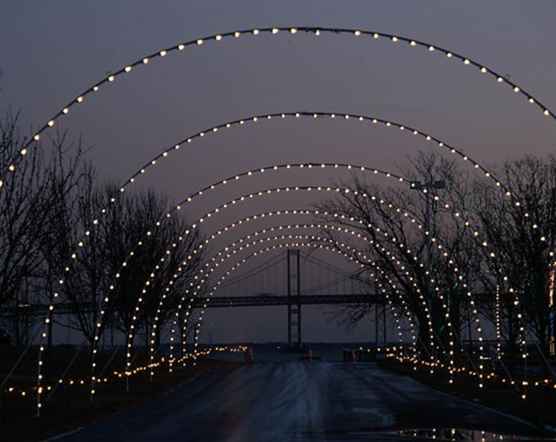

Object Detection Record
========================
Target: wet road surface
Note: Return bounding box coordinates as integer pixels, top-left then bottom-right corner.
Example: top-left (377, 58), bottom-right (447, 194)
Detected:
top-left (56, 362), bottom-right (540, 441)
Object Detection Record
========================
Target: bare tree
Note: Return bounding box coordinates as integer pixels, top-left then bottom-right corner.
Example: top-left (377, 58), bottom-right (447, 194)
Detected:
top-left (0, 113), bottom-right (51, 309)
top-left (42, 176), bottom-right (204, 347)
top-left (472, 155), bottom-right (556, 353)
top-left (315, 152), bottom-right (480, 359)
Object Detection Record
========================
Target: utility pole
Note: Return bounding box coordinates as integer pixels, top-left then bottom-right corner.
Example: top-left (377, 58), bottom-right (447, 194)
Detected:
top-left (287, 249), bottom-right (302, 349)
top-left (410, 179), bottom-right (446, 357)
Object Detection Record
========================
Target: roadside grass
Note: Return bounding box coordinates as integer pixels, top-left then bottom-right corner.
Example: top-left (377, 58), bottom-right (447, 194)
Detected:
top-left (0, 346), bottom-right (242, 442)
top-left (379, 358), bottom-right (556, 434)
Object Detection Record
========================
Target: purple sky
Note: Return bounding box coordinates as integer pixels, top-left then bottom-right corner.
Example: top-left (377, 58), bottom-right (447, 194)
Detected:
top-left (2, 1), bottom-right (556, 343)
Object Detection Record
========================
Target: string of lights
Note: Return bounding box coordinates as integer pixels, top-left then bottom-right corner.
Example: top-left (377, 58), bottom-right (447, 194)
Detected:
top-left (179, 234), bottom-right (441, 376)
top-left (83, 163), bottom-right (441, 399)
top-left (117, 167), bottom-right (501, 383)
top-left (40, 138), bottom-right (534, 411)
top-left (142, 207), bottom-right (465, 372)
top-left (4, 345), bottom-right (248, 400)
top-left (150, 219), bottom-right (444, 372)
top-left (24, 49), bottom-right (556, 404)
top-left (155, 226), bottom-right (424, 373)
top-left (5, 25), bottom-right (554, 190)
top-left (121, 180), bottom-right (496, 394)
top-left (4, 25), bottom-right (551, 414)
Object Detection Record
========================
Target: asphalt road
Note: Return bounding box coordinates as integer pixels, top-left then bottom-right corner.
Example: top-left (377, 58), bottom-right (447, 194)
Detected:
top-left (54, 361), bottom-right (542, 442)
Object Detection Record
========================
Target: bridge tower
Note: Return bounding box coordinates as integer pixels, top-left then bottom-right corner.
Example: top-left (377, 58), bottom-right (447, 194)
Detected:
top-left (287, 249), bottom-right (302, 348)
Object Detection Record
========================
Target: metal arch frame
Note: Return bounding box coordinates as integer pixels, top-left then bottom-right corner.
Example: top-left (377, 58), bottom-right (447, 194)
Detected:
top-left (121, 183), bottom-right (471, 367)
top-left (165, 239), bottom-right (415, 371)
top-left (85, 174), bottom-right (503, 401)
top-left (150, 216), bottom-right (464, 374)
top-left (183, 235), bottom-right (416, 356)
top-left (157, 223), bottom-right (430, 370)
top-left (182, 234), bottom-right (425, 367)
top-left (9, 25), bottom-right (554, 178)
top-left (45, 109), bottom-right (528, 369)
top-left (154, 219), bottom-right (466, 382)
top-left (112, 161), bottom-right (493, 353)
top-left (35, 103), bottom-right (537, 410)
top-left (8, 25), bottom-right (550, 413)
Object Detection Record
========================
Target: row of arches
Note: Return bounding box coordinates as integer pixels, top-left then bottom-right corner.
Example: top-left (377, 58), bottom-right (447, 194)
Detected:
top-left (12, 26), bottom-right (552, 415)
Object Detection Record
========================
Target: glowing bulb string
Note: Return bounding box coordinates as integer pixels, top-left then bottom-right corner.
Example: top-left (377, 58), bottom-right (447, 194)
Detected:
top-left (4, 345), bottom-right (249, 401)
top-left (375, 270), bottom-right (418, 362)
top-left (182, 236), bottom-right (419, 362)
top-left (117, 112), bottom-right (508, 197)
top-left (154, 216), bottom-right (455, 375)
top-left (8, 25), bottom-right (554, 188)
top-left (37, 105), bottom-right (533, 408)
top-left (121, 179), bottom-right (495, 387)
top-left (174, 232), bottom-right (442, 373)
top-left (187, 238), bottom-right (464, 373)
top-left (152, 224), bottom-right (425, 373)
top-left (79, 178), bottom-right (503, 405)
top-left (116, 162), bottom-right (500, 376)
top-left (141, 199), bottom-right (472, 378)
top-left (81, 163), bottom-right (424, 383)
top-left (13, 26), bottom-right (555, 405)
top-left (166, 221), bottom-right (448, 372)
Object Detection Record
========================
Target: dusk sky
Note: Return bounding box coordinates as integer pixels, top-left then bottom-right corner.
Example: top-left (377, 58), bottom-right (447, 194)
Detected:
top-left (1, 1), bottom-right (555, 342)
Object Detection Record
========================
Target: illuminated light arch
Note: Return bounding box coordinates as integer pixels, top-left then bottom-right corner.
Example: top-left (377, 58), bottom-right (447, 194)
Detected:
top-left (33, 94), bottom-right (540, 408)
top-left (148, 214), bottom-right (467, 378)
top-left (7, 25), bottom-right (554, 184)
top-left (192, 237), bottom-right (418, 364)
top-left (149, 211), bottom-right (419, 368)
top-left (177, 239), bottom-right (416, 367)
top-left (88, 176), bottom-right (505, 400)
top-left (8, 25), bottom-right (548, 409)
top-left (80, 162), bottom-right (473, 387)
top-left (181, 234), bottom-right (436, 372)
top-left (41, 160), bottom-right (464, 410)
top-left (120, 183), bottom-right (475, 370)
top-left (153, 217), bottom-right (471, 383)
top-left (117, 111), bottom-right (508, 195)
top-left (156, 224), bottom-right (425, 370)
top-left (112, 160), bottom-right (494, 349)
top-left (68, 167), bottom-right (513, 409)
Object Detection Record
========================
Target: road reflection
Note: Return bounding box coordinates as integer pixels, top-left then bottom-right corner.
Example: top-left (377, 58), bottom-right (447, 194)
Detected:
top-left (396, 427), bottom-right (556, 440)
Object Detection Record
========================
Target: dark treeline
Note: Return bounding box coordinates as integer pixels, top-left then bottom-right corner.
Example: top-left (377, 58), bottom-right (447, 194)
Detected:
top-left (0, 113), bottom-right (205, 348)
top-left (317, 151), bottom-right (556, 360)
